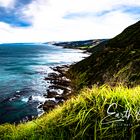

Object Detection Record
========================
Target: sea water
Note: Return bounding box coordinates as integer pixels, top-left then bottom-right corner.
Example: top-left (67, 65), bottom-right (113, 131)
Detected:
top-left (0, 43), bottom-right (89, 124)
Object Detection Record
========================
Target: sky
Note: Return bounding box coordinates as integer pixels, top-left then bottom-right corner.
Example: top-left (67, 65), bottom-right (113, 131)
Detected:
top-left (0, 0), bottom-right (139, 43)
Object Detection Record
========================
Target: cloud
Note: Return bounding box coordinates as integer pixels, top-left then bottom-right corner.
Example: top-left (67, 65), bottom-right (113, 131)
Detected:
top-left (0, 7), bottom-right (31, 27)
top-left (0, 0), bottom-right (15, 8)
top-left (122, 5), bottom-right (140, 15)
top-left (0, 0), bottom-right (139, 43)
top-left (0, 0), bottom-right (34, 27)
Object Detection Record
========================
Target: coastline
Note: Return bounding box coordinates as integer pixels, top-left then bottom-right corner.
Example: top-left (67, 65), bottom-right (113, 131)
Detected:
top-left (37, 45), bottom-right (90, 113)
top-left (39, 64), bottom-right (73, 112)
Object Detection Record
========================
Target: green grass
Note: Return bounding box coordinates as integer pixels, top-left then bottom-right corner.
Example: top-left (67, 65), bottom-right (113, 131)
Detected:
top-left (0, 85), bottom-right (140, 140)
top-left (78, 45), bottom-right (94, 50)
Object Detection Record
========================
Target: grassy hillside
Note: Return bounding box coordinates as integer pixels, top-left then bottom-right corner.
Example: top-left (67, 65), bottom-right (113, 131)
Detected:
top-left (52, 39), bottom-right (106, 50)
top-left (0, 85), bottom-right (140, 140)
top-left (68, 21), bottom-right (140, 90)
top-left (0, 21), bottom-right (139, 140)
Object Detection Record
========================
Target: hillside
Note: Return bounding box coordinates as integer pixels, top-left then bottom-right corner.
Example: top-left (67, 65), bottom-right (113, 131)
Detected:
top-left (68, 21), bottom-right (140, 90)
top-left (52, 39), bottom-right (106, 50)
top-left (0, 85), bottom-right (140, 140)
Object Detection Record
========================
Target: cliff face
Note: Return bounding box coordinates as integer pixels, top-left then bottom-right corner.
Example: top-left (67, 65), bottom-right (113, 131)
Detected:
top-left (69, 21), bottom-right (140, 90)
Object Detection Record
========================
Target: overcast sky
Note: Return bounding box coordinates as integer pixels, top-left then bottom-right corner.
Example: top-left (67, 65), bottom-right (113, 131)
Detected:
top-left (0, 0), bottom-right (139, 43)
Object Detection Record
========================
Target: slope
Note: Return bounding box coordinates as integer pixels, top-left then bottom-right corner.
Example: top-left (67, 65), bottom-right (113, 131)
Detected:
top-left (68, 21), bottom-right (140, 90)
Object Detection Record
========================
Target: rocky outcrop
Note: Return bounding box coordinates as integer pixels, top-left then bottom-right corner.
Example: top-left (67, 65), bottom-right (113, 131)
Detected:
top-left (40, 65), bottom-right (72, 112)
top-left (39, 100), bottom-right (57, 111)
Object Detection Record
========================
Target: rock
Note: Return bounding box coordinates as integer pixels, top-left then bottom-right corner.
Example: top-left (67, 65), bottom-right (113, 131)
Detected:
top-left (38, 104), bottom-right (43, 108)
top-left (62, 77), bottom-right (71, 82)
top-left (55, 95), bottom-right (66, 100)
top-left (44, 77), bottom-right (57, 81)
top-left (44, 77), bottom-right (51, 80)
top-left (46, 90), bottom-right (59, 98)
top-left (48, 73), bottom-right (60, 78)
top-left (28, 96), bottom-right (32, 101)
top-left (51, 65), bottom-right (69, 76)
top-left (42, 65), bottom-right (72, 112)
top-left (49, 85), bottom-right (70, 91)
top-left (42, 100), bottom-right (57, 111)
top-left (52, 80), bottom-right (70, 87)
top-left (57, 100), bottom-right (64, 104)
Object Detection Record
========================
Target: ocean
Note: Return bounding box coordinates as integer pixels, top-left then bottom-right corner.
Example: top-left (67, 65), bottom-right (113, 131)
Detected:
top-left (0, 43), bottom-right (89, 124)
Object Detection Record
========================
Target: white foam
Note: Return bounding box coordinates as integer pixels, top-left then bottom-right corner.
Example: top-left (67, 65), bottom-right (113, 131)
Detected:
top-left (21, 98), bottom-right (28, 102)
top-left (49, 89), bottom-right (63, 94)
top-left (40, 50), bottom-right (90, 64)
top-left (9, 97), bottom-right (16, 101)
top-left (45, 98), bottom-right (56, 101)
top-left (32, 96), bottom-right (46, 102)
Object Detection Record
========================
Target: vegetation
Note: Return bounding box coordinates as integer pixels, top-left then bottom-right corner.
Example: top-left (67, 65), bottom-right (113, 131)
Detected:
top-left (53, 39), bottom-right (105, 50)
top-left (68, 21), bottom-right (140, 90)
top-left (0, 21), bottom-right (139, 139)
top-left (0, 85), bottom-right (140, 140)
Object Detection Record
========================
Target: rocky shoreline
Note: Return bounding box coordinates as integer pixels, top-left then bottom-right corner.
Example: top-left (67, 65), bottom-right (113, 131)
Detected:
top-left (39, 65), bottom-right (72, 112)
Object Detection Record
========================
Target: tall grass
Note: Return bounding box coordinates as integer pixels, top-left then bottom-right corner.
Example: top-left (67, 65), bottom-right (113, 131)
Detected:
top-left (0, 85), bottom-right (140, 140)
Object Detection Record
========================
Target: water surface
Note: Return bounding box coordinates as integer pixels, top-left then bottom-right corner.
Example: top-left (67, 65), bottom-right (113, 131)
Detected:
top-left (0, 43), bottom-right (89, 124)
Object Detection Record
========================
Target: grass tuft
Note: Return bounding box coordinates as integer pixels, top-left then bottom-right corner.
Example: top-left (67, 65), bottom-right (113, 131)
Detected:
top-left (0, 85), bottom-right (140, 139)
